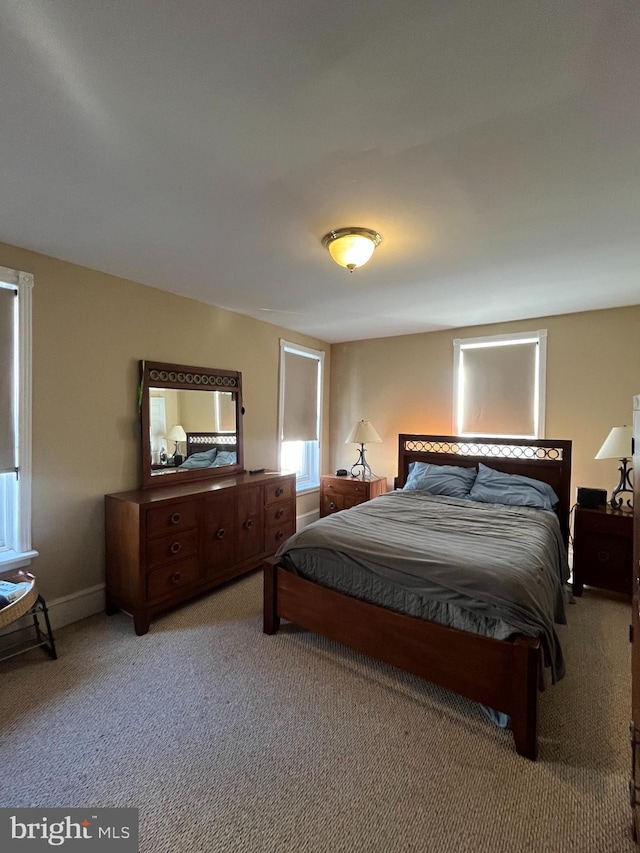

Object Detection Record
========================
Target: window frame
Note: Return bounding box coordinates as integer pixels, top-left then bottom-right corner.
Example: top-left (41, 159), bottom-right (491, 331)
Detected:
top-left (452, 329), bottom-right (547, 439)
top-left (278, 339), bottom-right (324, 494)
top-left (0, 265), bottom-right (36, 569)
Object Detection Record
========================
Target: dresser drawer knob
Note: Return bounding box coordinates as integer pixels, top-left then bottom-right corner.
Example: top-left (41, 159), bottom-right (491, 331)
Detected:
top-left (275, 487), bottom-right (284, 497)
top-left (216, 528), bottom-right (226, 540)
top-left (244, 518), bottom-right (253, 530)
top-left (329, 501), bottom-right (337, 510)
top-left (170, 571), bottom-right (182, 584)
top-left (170, 512), bottom-right (182, 525)
top-left (597, 551), bottom-right (610, 562)
top-left (170, 542), bottom-right (182, 555)
top-left (275, 509), bottom-right (284, 519)
top-left (275, 531), bottom-right (284, 540)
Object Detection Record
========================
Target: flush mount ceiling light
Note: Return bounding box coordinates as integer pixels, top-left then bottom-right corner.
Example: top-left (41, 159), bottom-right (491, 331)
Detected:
top-left (321, 227), bottom-right (382, 272)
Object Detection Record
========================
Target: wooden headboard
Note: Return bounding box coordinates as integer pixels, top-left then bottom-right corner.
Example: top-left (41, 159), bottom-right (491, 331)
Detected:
top-left (396, 434), bottom-right (573, 547)
top-left (186, 432), bottom-right (238, 458)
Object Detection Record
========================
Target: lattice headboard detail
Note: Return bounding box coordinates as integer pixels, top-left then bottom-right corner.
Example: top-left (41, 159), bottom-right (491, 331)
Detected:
top-left (186, 432), bottom-right (238, 458)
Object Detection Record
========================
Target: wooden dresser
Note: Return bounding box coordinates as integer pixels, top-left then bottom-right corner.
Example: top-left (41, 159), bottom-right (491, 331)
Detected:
top-left (105, 471), bottom-right (295, 634)
top-left (320, 474), bottom-right (387, 518)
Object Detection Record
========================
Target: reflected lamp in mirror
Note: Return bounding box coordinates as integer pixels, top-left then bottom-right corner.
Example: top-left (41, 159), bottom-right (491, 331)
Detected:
top-left (345, 420), bottom-right (382, 480)
top-left (595, 425), bottom-right (634, 511)
top-left (166, 424), bottom-right (187, 466)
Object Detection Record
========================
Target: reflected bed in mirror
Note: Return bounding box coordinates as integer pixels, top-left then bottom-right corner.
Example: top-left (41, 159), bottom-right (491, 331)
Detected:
top-left (140, 361), bottom-right (244, 488)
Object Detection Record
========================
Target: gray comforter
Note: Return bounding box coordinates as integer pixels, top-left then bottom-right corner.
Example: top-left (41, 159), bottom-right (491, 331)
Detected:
top-left (277, 490), bottom-right (569, 682)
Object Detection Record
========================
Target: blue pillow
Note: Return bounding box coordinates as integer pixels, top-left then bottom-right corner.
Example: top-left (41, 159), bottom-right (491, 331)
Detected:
top-left (469, 463), bottom-right (559, 510)
top-left (179, 448), bottom-right (218, 469)
top-left (211, 450), bottom-right (237, 467)
top-left (403, 462), bottom-right (476, 499)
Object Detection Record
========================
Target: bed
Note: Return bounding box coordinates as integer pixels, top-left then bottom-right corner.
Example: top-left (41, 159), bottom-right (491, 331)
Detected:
top-left (263, 434), bottom-right (572, 760)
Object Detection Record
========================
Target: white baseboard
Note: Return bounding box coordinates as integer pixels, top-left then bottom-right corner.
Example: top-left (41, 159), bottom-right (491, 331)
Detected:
top-left (46, 583), bottom-right (105, 630)
top-left (297, 508), bottom-right (319, 531)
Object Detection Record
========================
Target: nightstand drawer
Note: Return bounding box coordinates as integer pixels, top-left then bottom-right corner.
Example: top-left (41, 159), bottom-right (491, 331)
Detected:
top-left (321, 493), bottom-right (345, 515)
top-left (574, 534), bottom-right (632, 595)
top-left (323, 478), bottom-right (368, 498)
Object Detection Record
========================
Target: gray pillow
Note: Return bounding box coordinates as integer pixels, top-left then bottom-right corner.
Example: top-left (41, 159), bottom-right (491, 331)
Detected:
top-left (179, 448), bottom-right (218, 469)
top-left (469, 463), bottom-right (559, 510)
top-left (403, 461), bottom-right (476, 499)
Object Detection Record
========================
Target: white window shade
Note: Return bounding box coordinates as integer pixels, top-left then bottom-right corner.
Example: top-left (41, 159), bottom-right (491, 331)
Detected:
top-left (282, 349), bottom-right (319, 442)
top-left (454, 331), bottom-right (546, 438)
top-left (0, 286), bottom-right (16, 473)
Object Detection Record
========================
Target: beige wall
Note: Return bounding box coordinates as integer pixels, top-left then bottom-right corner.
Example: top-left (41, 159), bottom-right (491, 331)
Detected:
top-left (0, 242), bottom-right (330, 606)
top-left (330, 308), bottom-right (640, 502)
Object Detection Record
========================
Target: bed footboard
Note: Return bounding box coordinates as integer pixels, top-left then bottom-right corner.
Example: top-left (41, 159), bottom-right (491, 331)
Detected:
top-left (263, 557), bottom-right (539, 760)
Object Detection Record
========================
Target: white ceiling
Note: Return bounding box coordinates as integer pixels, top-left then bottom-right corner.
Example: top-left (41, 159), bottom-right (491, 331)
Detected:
top-left (1, 0), bottom-right (639, 343)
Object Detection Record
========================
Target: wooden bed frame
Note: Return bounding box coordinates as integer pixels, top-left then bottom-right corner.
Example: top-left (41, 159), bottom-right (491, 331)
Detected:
top-left (263, 434), bottom-right (572, 760)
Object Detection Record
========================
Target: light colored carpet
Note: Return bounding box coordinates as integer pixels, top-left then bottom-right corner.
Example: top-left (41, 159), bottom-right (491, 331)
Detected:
top-left (0, 572), bottom-right (635, 853)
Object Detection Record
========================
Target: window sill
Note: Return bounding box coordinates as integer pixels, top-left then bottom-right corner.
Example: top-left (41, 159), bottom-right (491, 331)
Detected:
top-left (0, 549), bottom-right (39, 572)
top-left (296, 485), bottom-right (320, 497)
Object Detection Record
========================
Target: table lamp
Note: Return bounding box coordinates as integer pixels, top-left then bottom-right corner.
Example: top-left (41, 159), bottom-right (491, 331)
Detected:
top-left (595, 425), bottom-right (634, 510)
top-left (166, 424), bottom-right (187, 466)
top-left (345, 420), bottom-right (382, 479)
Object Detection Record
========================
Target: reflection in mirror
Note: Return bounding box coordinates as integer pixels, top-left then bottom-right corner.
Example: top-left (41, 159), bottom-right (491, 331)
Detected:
top-left (140, 361), bottom-right (244, 489)
top-left (149, 389), bottom-right (237, 472)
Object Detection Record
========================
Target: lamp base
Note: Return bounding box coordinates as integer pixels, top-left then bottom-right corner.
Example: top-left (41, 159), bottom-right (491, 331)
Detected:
top-left (610, 458), bottom-right (633, 511)
top-left (350, 444), bottom-right (374, 480)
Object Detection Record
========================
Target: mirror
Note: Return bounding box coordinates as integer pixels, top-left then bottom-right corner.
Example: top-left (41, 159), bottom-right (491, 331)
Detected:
top-left (140, 360), bottom-right (244, 488)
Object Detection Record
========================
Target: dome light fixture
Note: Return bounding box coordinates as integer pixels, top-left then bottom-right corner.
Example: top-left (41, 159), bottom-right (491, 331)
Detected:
top-left (321, 227), bottom-right (382, 272)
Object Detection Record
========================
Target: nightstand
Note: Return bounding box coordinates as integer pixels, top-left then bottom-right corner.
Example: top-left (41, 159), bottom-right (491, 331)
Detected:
top-left (320, 474), bottom-right (388, 518)
top-left (572, 505), bottom-right (633, 596)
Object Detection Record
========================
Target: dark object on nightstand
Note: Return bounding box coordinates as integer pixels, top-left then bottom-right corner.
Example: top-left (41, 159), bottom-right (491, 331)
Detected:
top-left (576, 487), bottom-right (607, 509)
top-left (336, 469), bottom-right (348, 476)
top-left (320, 474), bottom-right (387, 517)
top-left (572, 504), bottom-right (633, 596)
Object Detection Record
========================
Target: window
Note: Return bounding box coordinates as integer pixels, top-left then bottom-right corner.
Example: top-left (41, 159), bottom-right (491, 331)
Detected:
top-left (278, 340), bottom-right (323, 493)
top-left (0, 265), bottom-right (36, 569)
top-left (453, 330), bottom-right (547, 439)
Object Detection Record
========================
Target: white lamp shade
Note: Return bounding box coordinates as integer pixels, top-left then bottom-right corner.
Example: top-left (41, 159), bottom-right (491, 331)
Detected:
top-left (595, 425), bottom-right (633, 459)
top-left (166, 424), bottom-right (187, 443)
top-left (345, 420), bottom-right (382, 445)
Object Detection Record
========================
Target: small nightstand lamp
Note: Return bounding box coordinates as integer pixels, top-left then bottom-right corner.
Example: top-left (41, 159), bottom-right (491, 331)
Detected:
top-left (345, 420), bottom-right (382, 479)
top-left (595, 425), bottom-right (634, 511)
top-left (166, 424), bottom-right (187, 466)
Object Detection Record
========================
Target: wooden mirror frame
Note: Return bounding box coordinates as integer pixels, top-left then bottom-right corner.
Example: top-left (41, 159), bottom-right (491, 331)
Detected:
top-left (139, 360), bottom-right (245, 489)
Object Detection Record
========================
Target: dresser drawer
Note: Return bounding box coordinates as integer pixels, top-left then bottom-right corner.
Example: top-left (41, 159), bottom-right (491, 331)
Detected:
top-left (147, 556), bottom-right (201, 601)
top-left (264, 499), bottom-right (295, 528)
top-left (146, 501), bottom-right (198, 538)
top-left (146, 528), bottom-right (198, 571)
top-left (264, 478), bottom-right (295, 504)
top-left (265, 520), bottom-right (296, 551)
